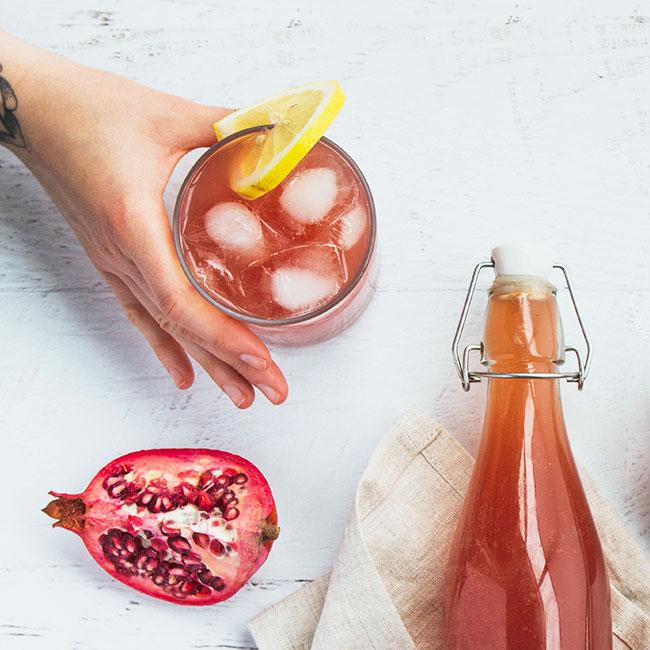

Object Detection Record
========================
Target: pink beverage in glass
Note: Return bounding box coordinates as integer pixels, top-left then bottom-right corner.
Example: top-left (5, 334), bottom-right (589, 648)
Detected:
top-left (174, 126), bottom-right (377, 345)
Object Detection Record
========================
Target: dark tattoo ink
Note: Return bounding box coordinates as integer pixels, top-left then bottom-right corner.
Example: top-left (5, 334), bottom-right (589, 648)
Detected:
top-left (0, 63), bottom-right (26, 148)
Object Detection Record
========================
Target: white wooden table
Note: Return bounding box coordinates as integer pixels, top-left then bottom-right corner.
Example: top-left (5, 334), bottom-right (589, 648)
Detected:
top-left (2, 1), bottom-right (649, 648)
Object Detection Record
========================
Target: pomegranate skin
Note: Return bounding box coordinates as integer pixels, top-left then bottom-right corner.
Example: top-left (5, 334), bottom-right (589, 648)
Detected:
top-left (44, 449), bottom-right (279, 606)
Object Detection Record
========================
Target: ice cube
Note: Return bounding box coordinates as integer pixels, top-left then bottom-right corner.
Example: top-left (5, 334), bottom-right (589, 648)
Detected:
top-left (279, 167), bottom-right (338, 226)
top-left (336, 204), bottom-right (367, 250)
top-left (271, 268), bottom-right (338, 312)
top-left (239, 243), bottom-right (347, 317)
top-left (204, 202), bottom-right (263, 256)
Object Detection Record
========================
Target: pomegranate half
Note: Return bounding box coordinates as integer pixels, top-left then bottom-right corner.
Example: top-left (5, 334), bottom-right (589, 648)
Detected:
top-left (43, 449), bottom-right (279, 605)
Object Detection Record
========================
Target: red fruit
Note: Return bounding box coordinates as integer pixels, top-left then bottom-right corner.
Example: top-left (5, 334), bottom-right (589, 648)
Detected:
top-left (43, 449), bottom-right (279, 606)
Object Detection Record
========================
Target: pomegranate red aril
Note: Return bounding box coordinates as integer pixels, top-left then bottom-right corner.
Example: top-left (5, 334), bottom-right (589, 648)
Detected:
top-left (168, 535), bottom-right (192, 554)
top-left (198, 568), bottom-right (214, 585)
top-left (137, 492), bottom-right (154, 507)
top-left (220, 489), bottom-right (236, 505)
top-left (159, 521), bottom-right (180, 537)
top-left (43, 449), bottom-right (279, 606)
top-left (182, 552), bottom-right (204, 570)
top-left (215, 475), bottom-right (232, 488)
top-left (196, 491), bottom-right (216, 512)
top-left (192, 532), bottom-right (210, 549)
top-left (210, 539), bottom-right (225, 556)
top-left (179, 482), bottom-right (198, 503)
top-left (199, 471), bottom-right (216, 491)
top-left (168, 563), bottom-right (190, 577)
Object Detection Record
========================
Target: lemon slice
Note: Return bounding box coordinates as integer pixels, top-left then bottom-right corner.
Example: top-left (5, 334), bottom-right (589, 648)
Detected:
top-left (213, 80), bottom-right (345, 199)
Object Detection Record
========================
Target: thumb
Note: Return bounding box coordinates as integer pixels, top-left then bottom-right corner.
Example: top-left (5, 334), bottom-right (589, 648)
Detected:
top-left (180, 103), bottom-right (236, 150)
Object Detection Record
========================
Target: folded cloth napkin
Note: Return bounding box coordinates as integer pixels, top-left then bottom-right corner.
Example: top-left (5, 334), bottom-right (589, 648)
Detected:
top-left (248, 408), bottom-right (650, 650)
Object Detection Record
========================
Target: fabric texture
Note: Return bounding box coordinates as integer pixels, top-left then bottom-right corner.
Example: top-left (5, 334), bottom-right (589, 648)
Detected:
top-left (248, 408), bottom-right (650, 649)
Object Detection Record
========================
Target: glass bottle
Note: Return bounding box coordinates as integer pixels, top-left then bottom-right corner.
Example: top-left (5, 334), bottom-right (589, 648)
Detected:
top-left (444, 245), bottom-right (612, 649)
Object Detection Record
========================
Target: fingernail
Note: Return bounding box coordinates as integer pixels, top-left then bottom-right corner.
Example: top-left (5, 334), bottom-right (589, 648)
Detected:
top-left (240, 353), bottom-right (268, 370)
top-left (223, 384), bottom-right (246, 408)
top-left (257, 383), bottom-right (280, 405)
top-left (168, 367), bottom-right (185, 388)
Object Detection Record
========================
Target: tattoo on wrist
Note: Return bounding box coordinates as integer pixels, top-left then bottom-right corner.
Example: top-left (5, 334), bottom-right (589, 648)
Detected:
top-left (0, 64), bottom-right (26, 149)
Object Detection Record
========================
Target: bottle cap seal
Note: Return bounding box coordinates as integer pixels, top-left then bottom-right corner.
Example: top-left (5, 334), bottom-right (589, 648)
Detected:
top-left (491, 244), bottom-right (554, 280)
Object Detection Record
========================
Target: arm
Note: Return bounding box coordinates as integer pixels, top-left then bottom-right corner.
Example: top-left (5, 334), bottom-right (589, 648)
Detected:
top-left (0, 31), bottom-right (288, 408)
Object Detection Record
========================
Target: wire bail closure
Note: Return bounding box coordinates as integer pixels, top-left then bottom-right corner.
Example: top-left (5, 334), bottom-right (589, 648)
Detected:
top-left (452, 261), bottom-right (592, 391)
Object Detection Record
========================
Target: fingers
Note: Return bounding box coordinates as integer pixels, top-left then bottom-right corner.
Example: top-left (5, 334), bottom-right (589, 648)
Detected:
top-left (115, 271), bottom-right (260, 409)
top-left (102, 271), bottom-right (195, 390)
top-left (132, 204), bottom-right (289, 404)
top-left (181, 339), bottom-right (255, 409)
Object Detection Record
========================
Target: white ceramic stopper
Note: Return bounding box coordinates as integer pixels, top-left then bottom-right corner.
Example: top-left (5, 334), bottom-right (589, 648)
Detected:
top-left (491, 244), bottom-right (554, 280)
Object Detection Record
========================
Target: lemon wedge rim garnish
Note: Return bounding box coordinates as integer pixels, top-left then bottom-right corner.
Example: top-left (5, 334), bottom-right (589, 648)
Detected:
top-left (213, 80), bottom-right (345, 199)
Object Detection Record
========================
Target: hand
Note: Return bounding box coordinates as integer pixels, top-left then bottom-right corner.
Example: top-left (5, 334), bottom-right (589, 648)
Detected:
top-left (3, 33), bottom-right (288, 408)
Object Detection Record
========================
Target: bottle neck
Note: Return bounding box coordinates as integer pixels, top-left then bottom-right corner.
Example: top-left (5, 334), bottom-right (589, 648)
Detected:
top-left (480, 277), bottom-right (570, 451)
top-left (483, 276), bottom-right (564, 375)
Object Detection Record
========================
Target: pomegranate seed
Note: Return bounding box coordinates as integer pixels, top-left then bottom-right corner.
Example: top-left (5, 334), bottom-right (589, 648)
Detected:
top-left (223, 507), bottom-right (239, 521)
top-left (196, 491), bottom-right (215, 512)
top-left (209, 487), bottom-right (225, 501)
top-left (109, 463), bottom-right (132, 476)
top-left (210, 540), bottom-right (225, 556)
top-left (144, 557), bottom-right (160, 573)
top-left (166, 574), bottom-right (181, 586)
top-left (233, 473), bottom-right (248, 485)
top-left (212, 576), bottom-right (226, 591)
top-left (198, 569), bottom-right (213, 585)
top-left (108, 530), bottom-right (124, 549)
top-left (215, 475), bottom-right (232, 488)
top-left (152, 574), bottom-right (166, 586)
top-left (159, 522), bottom-right (180, 537)
top-left (198, 471), bottom-right (215, 491)
top-left (148, 495), bottom-right (163, 513)
top-left (168, 535), bottom-right (191, 554)
top-left (199, 585), bottom-right (211, 595)
top-left (168, 564), bottom-right (190, 577)
top-left (106, 480), bottom-right (127, 499)
top-left (180, 579), bottom-right (200, 595)
top-left (180, 482), bottom-right (198, 501)
top-left (181, 552), bottom-right (203, 570)
top-left (220, 489), bottom-right (236, 505)
top-left (160, 496), bottom-right (174, 512)
top-left (169, 486), bottom-right (189, 507)
top-left (150, 537), bottom-right (168, 553)
top-left (103, 475), bottom-right (123, 490)
top-left (192, 532), bottom-right (210, 549)
top-left (136, 492), bottom-right (154, 507)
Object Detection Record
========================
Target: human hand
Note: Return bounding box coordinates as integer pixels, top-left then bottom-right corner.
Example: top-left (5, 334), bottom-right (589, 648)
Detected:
top-left (2, 32), bottom-right (288, 408)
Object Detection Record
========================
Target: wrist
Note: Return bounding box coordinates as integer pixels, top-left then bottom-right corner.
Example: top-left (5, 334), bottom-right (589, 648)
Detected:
top-left (0, 31), bottom-right (82, 165)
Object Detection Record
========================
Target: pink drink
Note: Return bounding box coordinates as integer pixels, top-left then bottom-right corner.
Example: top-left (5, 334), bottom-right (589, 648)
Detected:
top-left (174, 127), bottom-right (377, 345)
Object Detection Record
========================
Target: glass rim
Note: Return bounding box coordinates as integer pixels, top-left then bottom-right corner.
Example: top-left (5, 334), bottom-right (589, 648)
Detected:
top-left (173, 124), bottom-right (377, 327)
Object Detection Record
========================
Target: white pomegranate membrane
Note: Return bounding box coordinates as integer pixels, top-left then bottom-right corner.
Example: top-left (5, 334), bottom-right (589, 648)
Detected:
top-left (44, 449), bottom-right (278, 606)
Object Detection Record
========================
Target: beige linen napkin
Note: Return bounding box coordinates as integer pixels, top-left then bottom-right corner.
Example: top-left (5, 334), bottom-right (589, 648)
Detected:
top-left (249, 408), bottom-right (650, 649)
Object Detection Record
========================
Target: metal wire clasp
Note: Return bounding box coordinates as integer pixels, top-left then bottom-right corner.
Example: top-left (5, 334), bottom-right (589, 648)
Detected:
top-left (452, 262), bottom-right (592, 391)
